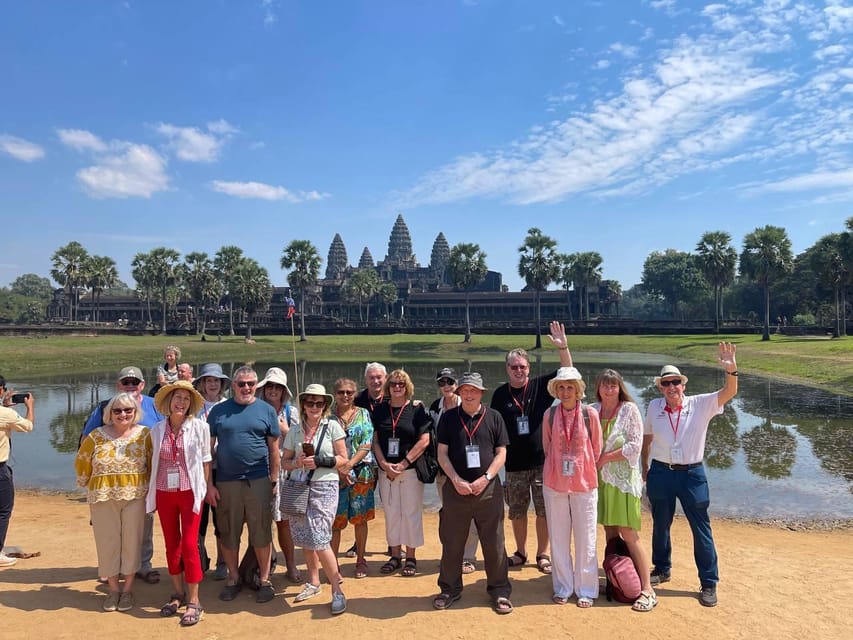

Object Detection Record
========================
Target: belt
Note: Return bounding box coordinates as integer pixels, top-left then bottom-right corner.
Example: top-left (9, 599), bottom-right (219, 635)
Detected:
top-left (654, 460), bottom-right (702, 471)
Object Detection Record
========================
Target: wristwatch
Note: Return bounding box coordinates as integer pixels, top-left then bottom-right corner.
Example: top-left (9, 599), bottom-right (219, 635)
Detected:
top-left (484, 471), bottom-right (493, 481)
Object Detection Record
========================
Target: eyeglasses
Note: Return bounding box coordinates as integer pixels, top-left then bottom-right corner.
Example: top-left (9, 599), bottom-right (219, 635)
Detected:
top-left (508, 365), bottom-right (528, 371)
top-left (111, 407), bottom-right (135, 415)
top-left (303, 399), bottom-right (326, 408)
top-left (236, 380), bottom-right (257, 388)
top-left (335, 390), bottom-right (355, 396)
top-left (120, 378), bottom-right (141, 386)
top-left (437, 378), bottom-right (455, 387)
top-left (389, 381), bottom-right (406, 388)
top-left (660, 379), bottom-right (683, 387)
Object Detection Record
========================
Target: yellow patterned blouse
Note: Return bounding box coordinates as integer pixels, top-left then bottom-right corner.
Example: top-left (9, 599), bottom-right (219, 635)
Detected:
top-left (75, 425), bottom-right (153, 504)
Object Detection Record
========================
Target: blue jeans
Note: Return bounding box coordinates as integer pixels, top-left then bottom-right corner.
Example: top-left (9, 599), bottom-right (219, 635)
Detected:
top-left (0, 463), bottom-right (13, 552)
top-left (646, 460), bottom-right (718, 587)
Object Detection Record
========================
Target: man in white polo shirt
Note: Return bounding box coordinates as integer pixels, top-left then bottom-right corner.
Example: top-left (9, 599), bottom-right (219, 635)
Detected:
top-left (641, 343), bottom-right (738, 608)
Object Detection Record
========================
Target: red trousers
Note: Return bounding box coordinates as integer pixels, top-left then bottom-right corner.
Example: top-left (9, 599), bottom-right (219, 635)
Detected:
top-left (156, 489), bottom-right (203, 584)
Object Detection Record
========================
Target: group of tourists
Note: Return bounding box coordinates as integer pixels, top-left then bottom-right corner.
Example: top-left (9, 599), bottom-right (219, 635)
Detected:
top-left (65, 328), bottom-right (738, 622)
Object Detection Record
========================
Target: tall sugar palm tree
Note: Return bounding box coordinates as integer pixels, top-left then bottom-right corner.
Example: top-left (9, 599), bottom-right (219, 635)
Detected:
top-left (281, 240), bottom-right (322, 341)
top-left (447, 242), bottom-right (488, 343)
top-left (518, 228), bottom-right (560, 349)
top-left (213, 245), bottom-right (244, 336)
top-left (50, 241), bottom-right (89, 321)
top-left (740, 225), bottom-right (794, 341)
top-left (84, 254), bottom-right (118, 322)
top-left (696, 231), bottom-right (737, 333)
top-left (231, 257), bottom-right (272, 341)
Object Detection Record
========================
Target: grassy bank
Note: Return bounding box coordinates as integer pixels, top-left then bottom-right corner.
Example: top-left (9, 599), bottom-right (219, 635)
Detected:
top-left (2, 331), bottom-right (851, 391)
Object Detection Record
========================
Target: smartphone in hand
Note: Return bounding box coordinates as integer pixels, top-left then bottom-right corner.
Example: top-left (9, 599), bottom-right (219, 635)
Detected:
top-left (302, 442), bottom-right (315, 456)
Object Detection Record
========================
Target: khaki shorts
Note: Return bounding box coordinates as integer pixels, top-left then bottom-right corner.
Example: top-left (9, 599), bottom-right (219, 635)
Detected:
top-left (505, 467), bottom-right (546, 520)
top-left (216, 477), bottom-right (274, 549)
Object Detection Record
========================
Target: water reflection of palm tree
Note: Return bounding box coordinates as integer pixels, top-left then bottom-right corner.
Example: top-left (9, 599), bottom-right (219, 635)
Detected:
top-left (50, 407), bottom-right (94, 454)
top-left (741, 419), bottom-right (797, 480)
top-left (705, 404), bottom-right (739, 469)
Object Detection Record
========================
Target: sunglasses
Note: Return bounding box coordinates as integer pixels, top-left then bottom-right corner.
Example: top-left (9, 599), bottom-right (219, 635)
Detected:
top-left (303, 399), bottom-right (326, 408)
top-left (111, 407), bottom-right (135, 415)
top-left (120, 378), bottom-right (141, 386)
top-left (660, 379), bottom-right (683, 387)
top-left (335, 390), bottom-right (355, 396)
top-left (236, 380), bottom-right (257, 388)
top-left (508, 364), bottom-right (528, 371)
top-left (437, 378), bottom-right (455, 387)
top-left (389, 381), bottom-right (406, 388)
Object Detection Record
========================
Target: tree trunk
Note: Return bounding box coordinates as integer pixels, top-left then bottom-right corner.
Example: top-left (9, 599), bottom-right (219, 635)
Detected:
top-left (464, 290), bottom-right (471, 343)
top-left (762, 282), bottom-right (771, 341)
top-left (534, 289), bottom-right (542, 349)
top-left (161, 287), bottom-right (168, 334)
top-left (299, 291), bottom-right (307, 341)
top-left (228, 300), bottom-right (235, 335)
top-left (245, 314), bottom-right (253, 341)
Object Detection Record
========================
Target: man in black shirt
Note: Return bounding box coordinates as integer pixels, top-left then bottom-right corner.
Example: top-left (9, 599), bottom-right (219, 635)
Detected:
top-left (435, 372), bottom-right (512, 614)
top-left (354, 362), bottom-right (387, 417)
top-left (489, 321), bottom-right (572, 575)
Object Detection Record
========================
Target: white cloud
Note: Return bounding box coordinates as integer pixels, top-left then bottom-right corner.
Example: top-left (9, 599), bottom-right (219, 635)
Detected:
top-left (753, 169), bottom-right (853, 193)
top-left (0, 134), bottom-right (45, 162)
top-left (57, 128), bottom-right (108, 152)
top-left (210, 180), bottom-right (330, 202)
top-left (155, 120), bottom-right (236, 163)
top-left (594, 59), bottom-right (611, 69)
top-left (814, 44), bottom-right (847, 60)
top-left (553, 15), bottom-right (565, 27)
top-left (77, 144), bottom-right (170, 199)
top-left (609, 42), bottom-right (639, 58)
top-left (261, 0), bottom-right (277, 26)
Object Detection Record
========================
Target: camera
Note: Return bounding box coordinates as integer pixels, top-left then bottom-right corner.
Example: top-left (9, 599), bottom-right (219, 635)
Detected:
top-left (11, 392), bottom-right (30, 404)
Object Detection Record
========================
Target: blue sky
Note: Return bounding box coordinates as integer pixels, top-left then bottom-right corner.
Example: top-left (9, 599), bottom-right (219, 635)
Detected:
top-left (1, 0), bottom-right (852, 292)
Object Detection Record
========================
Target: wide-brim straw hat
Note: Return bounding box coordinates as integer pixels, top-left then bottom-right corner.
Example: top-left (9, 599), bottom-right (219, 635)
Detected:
top-left (654, 364), bottom-right (688, 385)
top-left (256, 367), bottom-right (293, 400)
top-left (299, 383), bottom-right (333, 408)
top-left (154, 380), bottom-right (205, 417)
top-left (547, 367), bottom-right (584, 398)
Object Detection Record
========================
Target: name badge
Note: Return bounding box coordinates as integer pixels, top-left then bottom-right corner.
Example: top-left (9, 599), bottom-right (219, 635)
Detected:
top-left (167, 466), bottom-right (180, 489)
top-left (387, 438), bottom-right (400, 457)
top-left (465, 445), bottom-right (481, 469)
top-left (670, 444), bottom-right (684, 465)
top-left (517, 416), bottom-right (530, 435)
top-left (561, 456), bottom-right (575, 477)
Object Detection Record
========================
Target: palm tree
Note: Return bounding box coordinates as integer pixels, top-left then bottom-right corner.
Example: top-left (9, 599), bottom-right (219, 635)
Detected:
top-left (50, 241), bottom-right (89, 321)
top-left (144, 247), bottom-right (182, 334)
top-left (182, 252), bottom-right (222, 335)
top-left (518, 228), bottom-right (560, 348)
top-left (131, 251), bottom-right (156, 327)
top-left (572, 251), bottom-right (603, 320)
top-left (740, 225), bottom-right (794, 341)
top-left (809, 233), bottom-right (847, 338)
top-left (84, 254), bottom-right (118, 322)
top-left (347, 268), bottom-right (381, 323)
top-left (601, 279), bottom-right (623, 316)
top-left (213, 245), bottom-right (244, 336)
top-left (376, 281), bottom-right (398, 323)
top-left (281, 240), bottom-right (322, 341)
top-left (231, 258), bottom-right (272, 341)
top-left (558, 253), bottom-right (576, 326)
top-left (696, 231), bottom-right (737, 333)
top-left (446, 242), bottom-right (488, 343)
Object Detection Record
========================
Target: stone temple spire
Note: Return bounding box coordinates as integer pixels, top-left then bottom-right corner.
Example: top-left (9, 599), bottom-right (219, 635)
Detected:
top-left (430, 232), bottom-right (450, 277)
top-left (358, 247), bottom-right (375, 269)
top-left (325, 233), bottom-right (348, 279)
top-left (385, 213), bottom-right (415, 266)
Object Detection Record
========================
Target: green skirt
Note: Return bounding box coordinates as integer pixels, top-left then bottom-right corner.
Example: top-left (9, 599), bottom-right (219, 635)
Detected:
top-left (597, 479), bottom-right (641, 530)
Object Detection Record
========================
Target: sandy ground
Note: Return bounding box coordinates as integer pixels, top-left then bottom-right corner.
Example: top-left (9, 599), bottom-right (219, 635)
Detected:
top-left (0, 490), bottom-right (850, 640)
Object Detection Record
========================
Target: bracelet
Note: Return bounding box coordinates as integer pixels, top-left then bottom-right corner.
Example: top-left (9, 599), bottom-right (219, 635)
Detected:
top-left (558, 346), bottom-right (569, 351)
top-left (404, 457), bottom-right (412, 467)
top-left (727, 370), bottom-right (739, 376)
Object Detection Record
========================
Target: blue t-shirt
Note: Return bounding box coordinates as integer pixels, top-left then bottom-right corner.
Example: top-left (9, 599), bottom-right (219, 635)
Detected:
top-left (82, 394), bottom-right (163, 437)
top-left (208, 398), bottom-right (280, 482)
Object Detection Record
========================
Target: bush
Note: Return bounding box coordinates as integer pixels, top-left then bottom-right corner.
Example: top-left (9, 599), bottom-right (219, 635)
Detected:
top-left (792, 313), bottom-right (814, 326)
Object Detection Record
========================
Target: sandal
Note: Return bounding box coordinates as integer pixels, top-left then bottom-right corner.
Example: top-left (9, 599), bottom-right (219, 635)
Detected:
top-left (433, 592), bottom-right (461, 610)
top-left (285, 569), bottom-right (302, 584)
top-left (536, 554), bottom-right (552, 575)
top-left (218, 581), bottom-right (242, 602)
top-left (180, 603), bottom-right (203, 626)
top-left (493, 596), bottom-right (514, 614)
top-left (159, 593), bottom-right (186, 617)
top-left (632, 591), bottom-right (658, 612)
top-left (507, 551), bottom-right (527, 567)
top-left (577, 596), bottom-right (594, 608)
top-left (552, 594), bottom-right (569, 605)
top-left (135, 569), bottom-right (160, 584)
top-left (402, 558), bottom-right (417, 577)
top-left (355, 559), bottom-right (369, 579)
top-left (461, 560), bottom-right (476, 575)
top-left (380, 556), bottom-right (402, 574)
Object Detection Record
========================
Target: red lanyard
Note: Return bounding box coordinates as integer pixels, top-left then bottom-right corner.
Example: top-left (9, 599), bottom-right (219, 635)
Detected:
top-left (369, 394), bottom-right (384, 413)
top-left (666, 405), bottom-right (682, 439)
top-left (459, 407), bottom-right (486, 445)
top-left (390, 401), bottom-right (409, 438)
top-left (510, 382), bottom-right (528, 416)
top-left (560, 404), bottom-right (579, 448)
top-left (167, 428), bottom-right (181, 464)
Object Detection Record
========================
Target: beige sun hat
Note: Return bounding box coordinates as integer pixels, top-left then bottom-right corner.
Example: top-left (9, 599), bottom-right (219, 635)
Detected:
top-left (547, 367), bottom-right (585, 398)
top-left (255, 367), bottom-right (293, 400)
top-left (299, 383), bottom-right (334, 408)
top-left (154, 380), bottom-right (205, 417)
top-left (654, 365), bottom-right (688, 385)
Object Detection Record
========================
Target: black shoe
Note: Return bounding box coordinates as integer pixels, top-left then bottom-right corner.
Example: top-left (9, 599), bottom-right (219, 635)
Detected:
top-left (699, 585), bottom-right (717, 607)
top-left (650, 568), bottom-right (671, 586)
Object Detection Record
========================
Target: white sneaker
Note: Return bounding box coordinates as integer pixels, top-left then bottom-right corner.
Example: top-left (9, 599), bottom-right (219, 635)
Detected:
top-left (331, 591), bottom-right (347, 615)
top-left (294, 583), bottom-right (321, 602)
top-left (0, 553), bottom-right (18, 567)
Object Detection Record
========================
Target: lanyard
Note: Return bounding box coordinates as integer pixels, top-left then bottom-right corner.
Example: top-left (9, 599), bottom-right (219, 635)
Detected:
top-left (369, 393), bottom-right (384, 413)
top-left (509, 382), bottom-right (528, 416)
top-left (666, 405), bottom-right (682, 440)
top-left (460, 407), bottom-right (486, 445)
top-left (167, 427), bottom-right (182, 465)
top-left (390, 401), bottom-right (409, 438)
top-left (560, 403), bottom-right (579, 450)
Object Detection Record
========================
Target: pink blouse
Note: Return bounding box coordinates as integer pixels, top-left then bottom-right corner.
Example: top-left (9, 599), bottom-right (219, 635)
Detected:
top-left (542, 402), bottom-right (603, 494)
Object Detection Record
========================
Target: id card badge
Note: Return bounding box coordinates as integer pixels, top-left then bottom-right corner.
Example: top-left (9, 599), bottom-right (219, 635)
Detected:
top-left (166, 466), bottom-right (180, 489)
top-left (561, 456), bottom-right (575, 477)
top-left (670, 444), bottom-right (684, 465)
top-left (517, 416), bottom-right (530, 435)
top-left (465, 445), bottom-right (481, 469)
top-left (387, 438), bottom-right (400, 457)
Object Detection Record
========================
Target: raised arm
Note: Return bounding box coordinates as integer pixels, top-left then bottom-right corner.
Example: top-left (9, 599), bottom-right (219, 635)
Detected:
top-left (547, 321), bottom-right (573, 367)
top-left (716, 342), bottom-right (738, 408)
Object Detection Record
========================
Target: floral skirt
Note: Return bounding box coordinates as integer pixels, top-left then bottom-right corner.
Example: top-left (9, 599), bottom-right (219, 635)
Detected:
top-left (290, 480), bottom-right (339, 550)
